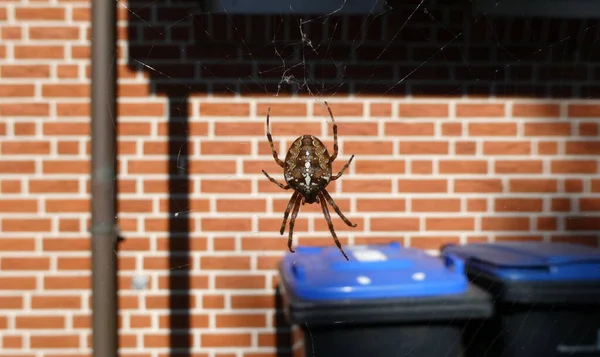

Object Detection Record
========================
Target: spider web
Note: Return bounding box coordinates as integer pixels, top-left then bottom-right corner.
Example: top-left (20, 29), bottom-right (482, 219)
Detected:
top-left (112, 0), bottom-right (600, 355)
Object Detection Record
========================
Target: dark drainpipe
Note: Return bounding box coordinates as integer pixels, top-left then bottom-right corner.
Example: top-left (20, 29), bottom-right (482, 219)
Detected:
top-left (90, 0), bottom-right (118, 357)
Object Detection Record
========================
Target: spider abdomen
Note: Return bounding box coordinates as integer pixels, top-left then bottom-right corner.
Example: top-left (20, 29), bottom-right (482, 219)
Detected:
top-left (283, 135), bottom-right (332, 201)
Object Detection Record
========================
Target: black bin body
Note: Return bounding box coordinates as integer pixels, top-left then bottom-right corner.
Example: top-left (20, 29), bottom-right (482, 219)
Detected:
top-left (278, 242), bottom-right (493, 357)
top-left (442, 242), bottom-right (600, 357)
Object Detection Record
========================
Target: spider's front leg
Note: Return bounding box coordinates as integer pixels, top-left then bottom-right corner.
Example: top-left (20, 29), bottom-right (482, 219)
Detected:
top-left (324, 101), bottom-right (339, 163)
top-left (262, 170), bottom-right (290, 190)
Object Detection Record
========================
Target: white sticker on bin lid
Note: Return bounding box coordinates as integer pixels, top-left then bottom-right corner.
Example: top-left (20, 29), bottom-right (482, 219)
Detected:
top-left (412, 272), bottom-right (426, 281)
top-left (356, 275), bottom-right (371, 285)
top-left (352, 249), bottom-right (388, 262)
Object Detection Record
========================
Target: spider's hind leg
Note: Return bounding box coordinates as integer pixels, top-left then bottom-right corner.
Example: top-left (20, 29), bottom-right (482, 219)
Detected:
top-left (318, 192), bottom-right (349, 261)
top-left (331, 155), bottom-right (354, 181)
top-left (287, 194), bottom-right (303, 253)
top-left (279, 191), bottom-right (299, 235)
top-left (322, 189), bottom-right (357, 228)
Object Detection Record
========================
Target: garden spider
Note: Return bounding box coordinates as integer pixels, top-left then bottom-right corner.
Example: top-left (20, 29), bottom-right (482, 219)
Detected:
top-left (261, 101), bottom-right (357, 261)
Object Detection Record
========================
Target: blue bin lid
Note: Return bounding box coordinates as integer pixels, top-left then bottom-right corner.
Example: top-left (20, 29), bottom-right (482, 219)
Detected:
top-left (279, 242), bottom-right (469, 301)
top-left (442, 242), bottom-right (600, 282)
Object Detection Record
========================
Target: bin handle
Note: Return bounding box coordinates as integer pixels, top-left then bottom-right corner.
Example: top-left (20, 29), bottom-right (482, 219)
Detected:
top-left (292, 263), bottom-right (305, 281)
top-left (444, 253), bottom-right (465, 275)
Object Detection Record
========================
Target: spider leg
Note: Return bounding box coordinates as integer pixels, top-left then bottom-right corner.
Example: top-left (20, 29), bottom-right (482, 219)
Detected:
top-left (287, 194), bottom-right (303, 253)
top-left (324, 101), bottom-right (339, 163)
top-left (331, 154), bottom-right (354, 181)
top-left (262, 170), bottom-right (290, 190)
top-left (322, 189), bottom-right (357, 228)
top-left (279, 191), bottom-right (299, 235)
top-left (318, 192), bottom-right (349, 261)
top-left (266, 107), bottom-right (285, 168)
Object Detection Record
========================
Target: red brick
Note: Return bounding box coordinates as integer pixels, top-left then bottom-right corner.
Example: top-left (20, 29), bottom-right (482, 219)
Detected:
top-left (565, 141), bottom-right (600, 155)
top-left (495, 160), bottom-right (543, 174)
top-left (455, 141), bottom-right (477, 155)
top-left (15, 7), bottom-right (65, 21)
top-left (0, 84), bottom-right (35, 97)
top-left (483, 141), bottom-right (530, 155)
top-left (30, 26), bottom-right (79, 40)
top-left (1, 26), bottom-right (22, 40)
top-left (202, 218), bottom-right (252, 232)
top-left (15, 45), bottom-right (64, 59)
top-left (371, 218), bottom-right (419, 231)
top-left (456, 103), bottom-right (505, 117)
top-left (494, 198), bottom-right (543, 212)
top-left (0, 103), bottom-right (49, 116)
top-left (3, 219), bottom-right (51, 232)
top-left (43, 160), bottom-right (89, 174)
top-left (1, 65), bottom-right (50, 78)
top-left (16, 316), bottom-right (65, 329)
top-left (0, 199), bottom-right (37, 213)
top-left (215, 275), bottom-right (265, 290)
top-left (344, 140), bottom-right (393, 155)
top-left (29, 179), bottom-right (79, 193)
top-left (118, 103), bottom-right (164, 116)
top-left (215, 313), bottom-right (267, 328)
top-left (551, 160), bottom-right (597, 174)
top-left (398, 103), bottom-right (448, 117)
top-left (441, 123), bottom-right (462, 136)
top-left (398, 179), bottom-right (447, 192)
top-left (202, 333), bottom-right (252, 348)
top-left (200, 103), bottom-right (250, 116)
top-left (0, 296), bottom-right (23, 309)
top-left (469, 123), bottom-right (517, 136)
top-left (538, 141), bottom-right (558, 155)
top-left (257, 103), bottom-right (307, 116)
top-left (385, 123), bottom-right (434, 136)
top-left (354, 160), bottom-right (405, 174)
top-left (512, 103), bottom-right (560, 117)
top-left (509, 179), bottom-right (557, 193)
top-left (201, 256), bottom-right (251, 270)
top-left (410, 160), bottom-right (433, 174)
top-left (411, 236), bottom-right (460, 250)
top-left (579, 122), bottom-right (598, 136)
top-left (31, 335), bottom-right (79, 349)
top-left (341, 179), bottom-right (392, 193)
top-left (356, 199), bottom-right (406, 212)
top-left (201, 141), bottom-right (252, 155)
top-left (370, 103), bottom-right (391, 116)
top-left (314, 102), bottom-right (363, 117)
top-left (524, 123), bottom-right (571, 136)
top-left (439, 160), bottom-right (488, 174)
top-left (426, 218), bottom-right (474, 231)
top-left (399, 141), bottom-right (448, 155)
top-left (2, 257), bottom-right (50, 271)
top-left (215, 123), bottom-right (263, 136)
top-left (56, 64), bottom-right (79, 78)
top-left (568, 104), bottom-right (600, 117)
top-left (454, 179), bottom-right (503, 193)
top-left (42, 84), bottom-right (89, 97)
top-left (412, 199), bottom-right (461, 212)
top-left (481, 217), bottom-right (530, 231)
top-left (0, 277), bottom-right (36, 290)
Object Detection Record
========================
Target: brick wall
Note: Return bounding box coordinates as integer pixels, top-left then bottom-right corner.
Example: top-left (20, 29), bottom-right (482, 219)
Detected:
top-left (1, 0), bottom-right (600, 356)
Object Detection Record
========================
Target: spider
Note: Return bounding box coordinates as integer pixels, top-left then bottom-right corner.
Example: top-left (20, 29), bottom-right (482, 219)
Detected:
top-left (261, 101), bottom-right (357, 261)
